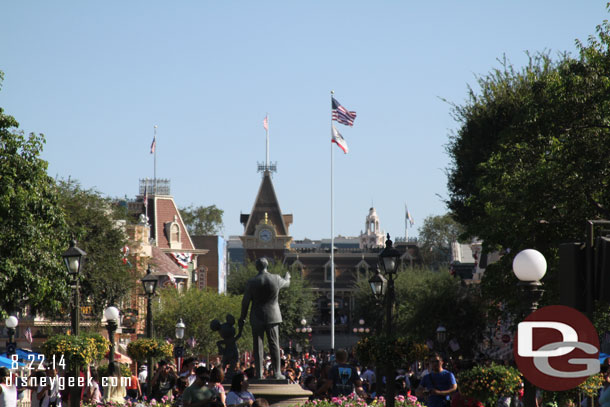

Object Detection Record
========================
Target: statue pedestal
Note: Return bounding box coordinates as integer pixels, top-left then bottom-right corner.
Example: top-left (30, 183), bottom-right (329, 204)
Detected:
top-left (247, 381), bottom-right (312, 407)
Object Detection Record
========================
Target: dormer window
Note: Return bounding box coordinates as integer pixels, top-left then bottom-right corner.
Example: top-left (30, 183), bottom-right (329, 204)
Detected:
top-left (165, 215), bottom-right (182, 249)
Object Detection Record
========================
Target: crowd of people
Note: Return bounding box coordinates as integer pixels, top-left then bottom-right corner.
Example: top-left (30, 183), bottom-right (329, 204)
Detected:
top-left (0, 348), bottom-right (542, 407)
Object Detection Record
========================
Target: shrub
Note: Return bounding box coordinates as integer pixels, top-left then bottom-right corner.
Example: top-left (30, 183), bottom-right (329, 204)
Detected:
top-left (457, 363), bottom-right (522, 406)
top-left (127, 338), bottom-right (173, 362)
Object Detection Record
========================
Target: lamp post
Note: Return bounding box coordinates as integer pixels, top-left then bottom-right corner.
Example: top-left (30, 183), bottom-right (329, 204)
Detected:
top-left (62, 240), bottom-right (86, 336)
top-left (141, 265), bottom-right (158, 397)
top-left (436, 325), bottom-right (447, 358)
top-left (104, 306), bottom-right (120, 372)
top-left (370, 233), bottom-right (401, 407)
top-left (5, 316), bottom-right (18, 357)
top-left (512, 249), bottom-right (547, 407)
top-left (175, 319), bottom-right (185, 371)
top-left (62, 240), bottom-right (86, 407)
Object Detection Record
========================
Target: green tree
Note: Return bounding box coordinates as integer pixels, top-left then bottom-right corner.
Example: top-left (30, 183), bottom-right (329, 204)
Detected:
top-left (153, 287), bottom-right (251, 357)
top-left (353, 266), bottom-right (487, 358)
top-left (446, 18), bottom-right (610, 313)
top-left (418, 214), bottom-right (464, 268)
top-left (57, 179), bottom-right (136, 317)
top-left (227, 261), bottom-right (314, 343)
top-left (0, 76), bottom-right (70, 316)
top-left (180, 205), bottom-right (224, 235)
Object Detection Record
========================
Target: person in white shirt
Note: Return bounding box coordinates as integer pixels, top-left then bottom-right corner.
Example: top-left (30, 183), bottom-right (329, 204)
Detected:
top-left (0, 367), bottom-right (17, 407)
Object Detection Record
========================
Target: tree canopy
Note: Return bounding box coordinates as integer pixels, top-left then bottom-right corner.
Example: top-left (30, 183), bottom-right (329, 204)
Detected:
top-left (57, 179), bottom-right (136, 317)
top-left (153, 287), bottom-right (250, 357)
top-left (353, 267), bottom-right (487, 358)
top-left (446, 19), bottom-right (610, 311)
top-left (0, 82), bottom-right (70, 316)
top-left (417, 214), bottom-right (464, 268)
top-left (180, 205), bottom-right (224, 235)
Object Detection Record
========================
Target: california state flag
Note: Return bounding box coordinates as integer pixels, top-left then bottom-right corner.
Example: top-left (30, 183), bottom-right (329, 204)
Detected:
top-left (331, 124), bottom-right (349, 154)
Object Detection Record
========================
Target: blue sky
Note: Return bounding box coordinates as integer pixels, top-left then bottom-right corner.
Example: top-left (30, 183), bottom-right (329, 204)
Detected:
top-left (1, 1), bottom-right (606, 240)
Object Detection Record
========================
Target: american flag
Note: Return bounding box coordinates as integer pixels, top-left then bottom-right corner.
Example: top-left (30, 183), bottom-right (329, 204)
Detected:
top-left (187, 337), bottom-right (197, 348)
top-left (263, 115), bottom-right (269, 131)
top-left (24, 327), bottom-right (33, 344)
top-left (332, 97), bottom-right (357, 126)
top-left (150, 136), bottom-right (156, 154)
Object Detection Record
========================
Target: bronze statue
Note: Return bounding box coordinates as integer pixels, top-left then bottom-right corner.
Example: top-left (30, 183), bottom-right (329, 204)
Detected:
top-left (210, 314), bottom-right (242, 377)
top-left (239, 257), bottom-right (290, 379)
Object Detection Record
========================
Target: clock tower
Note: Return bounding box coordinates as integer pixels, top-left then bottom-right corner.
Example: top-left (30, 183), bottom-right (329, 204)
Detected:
top-left (240, 170), bottom-right (293, 261)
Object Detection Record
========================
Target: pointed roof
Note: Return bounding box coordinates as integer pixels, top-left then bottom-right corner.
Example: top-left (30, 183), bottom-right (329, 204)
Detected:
top-left (243, 171), bottom-right (290, 236)
top-left (151, 195), bottom-right (195, 250)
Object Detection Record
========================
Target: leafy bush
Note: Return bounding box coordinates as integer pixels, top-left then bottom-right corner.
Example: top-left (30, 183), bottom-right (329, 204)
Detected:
top-left (42, 334), bottom-right (108, 369)
top-left (457, 363), bottom-right (522, 406)
top-left (540, 373), bottom-right (604, 407)
top-left (81, 332), bottom-right (111, 361)
top-left (127, 338), bottom-right (173, 361)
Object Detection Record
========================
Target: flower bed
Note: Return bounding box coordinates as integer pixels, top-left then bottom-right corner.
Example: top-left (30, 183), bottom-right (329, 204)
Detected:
top-left (301, 395), bottom-right (424, 407)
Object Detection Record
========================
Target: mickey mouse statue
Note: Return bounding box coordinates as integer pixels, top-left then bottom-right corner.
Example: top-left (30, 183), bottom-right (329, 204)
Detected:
top-left (210, 314), bottom-right (243, 378)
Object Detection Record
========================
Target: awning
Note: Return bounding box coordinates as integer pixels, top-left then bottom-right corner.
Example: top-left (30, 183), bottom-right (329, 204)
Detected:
top-left (0, 349), bottom-right (42, 363)
top-left (0, 355), bottom-right (25, 368)
top-left (105, 351), bottom-right (132, 364)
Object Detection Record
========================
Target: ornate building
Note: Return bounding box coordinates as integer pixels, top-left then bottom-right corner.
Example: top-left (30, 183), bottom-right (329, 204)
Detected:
top-left (359, 207), bottom-right (386, 249)
top-left (240, 170), bottom-right (293, 261)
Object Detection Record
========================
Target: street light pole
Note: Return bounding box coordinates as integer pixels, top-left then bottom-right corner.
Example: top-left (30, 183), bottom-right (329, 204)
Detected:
top-left (175, 319), bottom-right (185, 371)
top-left (62, 240), bottom-right (86, 407)
top-left (5, 317), bottom-right (18, 357)
top-left (142, 266), bottom-right (158, 398)
top-left (376, 234), bottom-right (401, 407)
top-left (512, 249), bottom-right (547, 407)
top-left (105, 306), bottom-right (120, 372)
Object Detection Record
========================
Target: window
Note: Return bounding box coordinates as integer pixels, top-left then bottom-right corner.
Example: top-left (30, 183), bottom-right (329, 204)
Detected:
top-left (171, 224), bottom-right (179, 242)
top-left (324, 261), bottom-right (334, 282)
top-left (356, 260), bottom-right (369, 282)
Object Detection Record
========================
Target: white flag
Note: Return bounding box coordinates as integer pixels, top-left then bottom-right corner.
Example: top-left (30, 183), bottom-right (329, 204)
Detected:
top-left (331, 124), bottom-right (348, 154)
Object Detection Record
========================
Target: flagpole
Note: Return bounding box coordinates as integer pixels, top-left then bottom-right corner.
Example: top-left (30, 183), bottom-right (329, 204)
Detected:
top-left (265, 114), bottom-right (269, 168)
top-left (153, 125), bottom-right (158, 195)
top-left (405, 203), bottom-right (409, 241)
top-left (330, 90), bottom-right (335, 352)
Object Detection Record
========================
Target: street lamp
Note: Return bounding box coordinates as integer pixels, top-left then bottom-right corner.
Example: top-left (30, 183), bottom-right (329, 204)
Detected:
top-left (141, 265), bottom-right (158, 397)
top-left (370, 233), bottom-right (401, 407)
top-left (62, 240), bottom-right (86, 336)
top-left (512, 249), bottom-right (547, 407)
top-left (175, 319), bottom-right (185, 339)
top-left (368, 267), bottom-right (386, 301)
top-left (5, 316), bottom-right (18, 357)
top-left (62, 240), bottom-right (86, 407)
top-left (175, 319), bottom-right (186, 370)
top-left (104, 306), bottom-right (120, 373)
top-left (436, 325), bottom-right (446, 344)
top-left (436, 325), bottom-right (447, 358)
